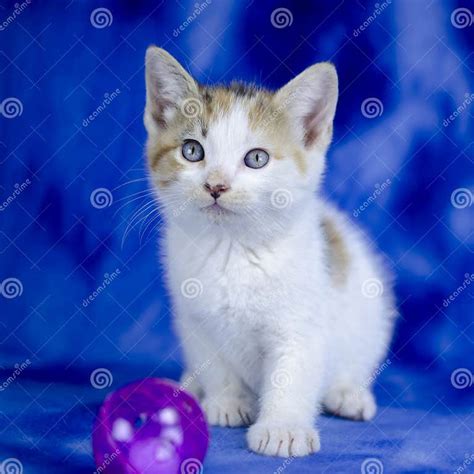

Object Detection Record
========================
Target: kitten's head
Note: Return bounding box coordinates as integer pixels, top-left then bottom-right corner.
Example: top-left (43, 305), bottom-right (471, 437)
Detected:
top-left (144, 47), bottom-right (338, 234)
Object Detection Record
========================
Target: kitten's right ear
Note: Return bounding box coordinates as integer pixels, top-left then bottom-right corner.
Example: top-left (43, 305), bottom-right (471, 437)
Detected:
top-left (275, 62), bottom-right (338, 150)
top-left (144, 46), bottom-right (198, 132)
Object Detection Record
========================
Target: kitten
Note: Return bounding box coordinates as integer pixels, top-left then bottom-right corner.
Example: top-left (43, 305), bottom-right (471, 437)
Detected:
top-left (144, 46), bottom-right (397, 457)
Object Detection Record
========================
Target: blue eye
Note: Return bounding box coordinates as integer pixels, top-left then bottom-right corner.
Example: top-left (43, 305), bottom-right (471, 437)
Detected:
top-left (182, 140), bottom-right (204, 162)
top-left (244, 149), bottom-right (269, 169)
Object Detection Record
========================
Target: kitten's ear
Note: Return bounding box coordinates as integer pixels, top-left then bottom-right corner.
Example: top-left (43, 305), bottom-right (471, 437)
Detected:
top-left (144, 46), bottom-right (199, 132)
top-left (275, 62), bottom-right (338, 149)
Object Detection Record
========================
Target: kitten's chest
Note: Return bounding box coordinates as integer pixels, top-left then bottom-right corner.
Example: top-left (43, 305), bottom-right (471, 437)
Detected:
top-left (168, 235), bottom-right (281, 323)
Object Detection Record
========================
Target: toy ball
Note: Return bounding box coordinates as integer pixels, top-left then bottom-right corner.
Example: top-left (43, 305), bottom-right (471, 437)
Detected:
top-left (92, 378), bottom-right (209, 473)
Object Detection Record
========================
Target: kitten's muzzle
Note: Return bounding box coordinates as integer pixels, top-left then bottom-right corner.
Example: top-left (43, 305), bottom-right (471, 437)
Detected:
top-left (204, 182), bottom-right (230, 200)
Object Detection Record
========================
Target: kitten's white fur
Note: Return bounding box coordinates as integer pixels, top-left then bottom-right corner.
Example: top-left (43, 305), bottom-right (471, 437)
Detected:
top-left (144, 47), bottom-right (396, 457)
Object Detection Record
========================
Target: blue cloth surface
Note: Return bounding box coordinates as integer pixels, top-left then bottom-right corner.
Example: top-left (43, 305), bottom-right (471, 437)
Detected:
top-left (0, 0), bottom-right (473, 472)
top-left (0, 363), bottom-right (472, 473)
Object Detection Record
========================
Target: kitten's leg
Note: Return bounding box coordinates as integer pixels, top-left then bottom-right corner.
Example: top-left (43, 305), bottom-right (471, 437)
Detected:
top-left (200, 364), bottom-right (256, 428)
top-left (323, 384), bottom-right (376, 421)
top-left (247, 334), bottom-right (324, 457)
top-left (321, 309), bottom-right (389, 421)
top-left (322, 358), bottom-right (380, 421)
top-left (178, 370), bottom-right (204, 400)
top-left (176, 318), bottom-right (256, 427)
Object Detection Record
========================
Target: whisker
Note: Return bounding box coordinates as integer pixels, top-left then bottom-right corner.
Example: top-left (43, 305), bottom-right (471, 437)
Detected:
top-left (126, 198), bottom-right (156, 221)
top-left (121, 200), bottom-right (157, 245)
top-left (114, 188), bottom-right (154, 204)
top-left (140, 211), bottom-right (165, 244)
top-left (113, 190), bottom-right (155, 217)
top-left (138, 207), bottom-right (160, 240)
top-left (112, 177), bottom-right (150, 191)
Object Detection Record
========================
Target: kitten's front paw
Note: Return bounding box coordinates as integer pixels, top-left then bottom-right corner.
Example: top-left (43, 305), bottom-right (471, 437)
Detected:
top-left (323, 387), bottom-right (377, 421)
top-left (247, 422), bottom-right (320, 457)
top-left (201, 396), bottom-right (255, 427)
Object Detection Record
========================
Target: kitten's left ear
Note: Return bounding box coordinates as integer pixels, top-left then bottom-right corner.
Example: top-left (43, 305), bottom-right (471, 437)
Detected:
top-left (275, 62), bottom-right (338, 149)
top-left (144, 46), bottom-right (199, 132)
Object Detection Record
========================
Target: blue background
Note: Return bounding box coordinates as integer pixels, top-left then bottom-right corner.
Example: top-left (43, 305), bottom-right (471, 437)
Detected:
top-left (0, 0), bottom-right (473, 472)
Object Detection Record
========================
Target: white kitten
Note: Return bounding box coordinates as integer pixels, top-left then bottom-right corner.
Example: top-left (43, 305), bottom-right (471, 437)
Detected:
top-left (144, 47), bottom-right (397, 457)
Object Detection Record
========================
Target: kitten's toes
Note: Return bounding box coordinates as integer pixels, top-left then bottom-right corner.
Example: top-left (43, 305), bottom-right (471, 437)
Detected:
top-left (323, 386), bottom-right (377, 421)
top-left (201, 396), bottom-right (255, 427)
top-left (247, 422), bottom-right (320, 457)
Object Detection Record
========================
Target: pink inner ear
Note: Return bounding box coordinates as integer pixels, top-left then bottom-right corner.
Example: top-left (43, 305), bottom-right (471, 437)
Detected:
top-left (149, 77), bottom-right (175, 128)
top-left (303, 97), bottom-right (330, 148)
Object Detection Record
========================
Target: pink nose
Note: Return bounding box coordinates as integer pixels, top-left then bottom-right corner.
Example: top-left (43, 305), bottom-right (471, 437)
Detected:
top-left (204, 182), bottom-right (229, 199)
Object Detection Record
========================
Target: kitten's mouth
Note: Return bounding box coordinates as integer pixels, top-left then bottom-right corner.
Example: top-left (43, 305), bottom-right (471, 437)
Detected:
top-left (201, 202), bottom-right (235, 215)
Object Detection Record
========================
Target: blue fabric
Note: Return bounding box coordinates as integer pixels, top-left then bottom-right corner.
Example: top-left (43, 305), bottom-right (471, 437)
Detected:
top-left (0, 0), bottom-right (473, 473)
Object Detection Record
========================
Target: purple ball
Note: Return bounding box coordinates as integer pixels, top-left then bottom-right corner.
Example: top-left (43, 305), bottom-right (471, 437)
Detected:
top-left (93, 378), bottom-right (209, 474)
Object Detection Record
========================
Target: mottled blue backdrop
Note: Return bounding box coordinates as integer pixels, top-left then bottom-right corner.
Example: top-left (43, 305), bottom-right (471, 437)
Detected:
top-left (0, 0), bottom-right (473, 473)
